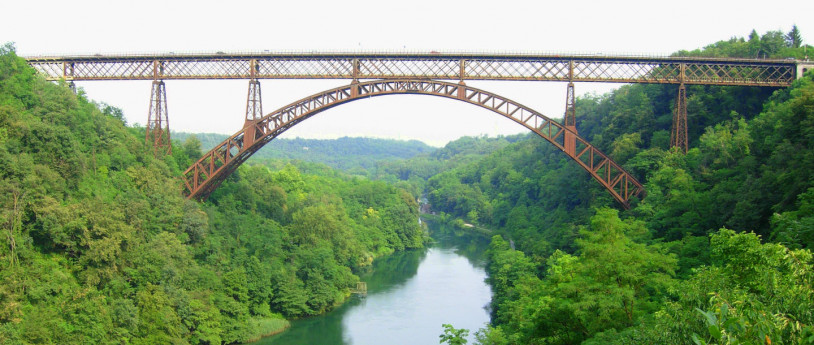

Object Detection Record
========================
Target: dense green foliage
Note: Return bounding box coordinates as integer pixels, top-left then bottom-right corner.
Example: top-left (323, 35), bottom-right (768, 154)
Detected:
top-left (373, 134), bottom-right (525, 197)
top-left (484, 209), bottom-right (677, 344)
top-left (173, 132), bottom-right (434, 174)
top-left (440, 324), bottom-right (470, 345)
top-left (422, 29), bottom-right (814, 344)
top-left (4, 26), bottom-right (814, 345)
top-left (674, 26), bottom-right (812, 59)
top-left (204, 162), bottom-right (426, 319)
top-left (0, 44), bottom-right (424, 344)
top-left (171, 132), bottom-right (512, 200)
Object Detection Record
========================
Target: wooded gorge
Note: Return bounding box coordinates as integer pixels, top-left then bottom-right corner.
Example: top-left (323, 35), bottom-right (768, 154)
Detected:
top-left (2, 27), bottom-right (814, 345)
top-left (424, 29), bottom-right (814, 344)
top-left (0, 43), bottom-right (424, 344)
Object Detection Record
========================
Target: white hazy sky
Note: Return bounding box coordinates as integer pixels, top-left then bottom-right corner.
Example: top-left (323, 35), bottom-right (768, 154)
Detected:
top-left (2, 0), bottom-right (811, 146)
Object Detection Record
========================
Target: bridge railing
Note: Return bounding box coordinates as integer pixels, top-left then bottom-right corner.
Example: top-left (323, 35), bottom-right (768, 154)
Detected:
top-left (26, 53), bottom-right (797, 87)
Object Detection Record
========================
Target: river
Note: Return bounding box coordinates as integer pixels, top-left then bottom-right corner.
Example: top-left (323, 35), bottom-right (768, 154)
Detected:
top-left (253, 226), bottom-right (492, 345)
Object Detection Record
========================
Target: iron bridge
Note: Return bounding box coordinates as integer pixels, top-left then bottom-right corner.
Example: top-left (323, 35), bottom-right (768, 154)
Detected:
top-left (26, 52), bottom-right (798, 86)
top-left (24, 52), bottom-right (810, 208)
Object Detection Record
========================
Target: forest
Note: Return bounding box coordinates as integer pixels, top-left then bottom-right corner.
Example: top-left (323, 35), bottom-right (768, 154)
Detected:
top-left (0, 43), bottom-right (424, 344)
top-left (171, 133), bottom-right (435, 174)
top-left (423, 27), bottom-right (814, 344)
top-left (1, 25), bottom-right (814, 345)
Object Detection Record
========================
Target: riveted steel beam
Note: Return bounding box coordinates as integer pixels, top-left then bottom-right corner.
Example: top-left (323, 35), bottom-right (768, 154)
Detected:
top-left (671, 83), bottom-right (688, 153)
top-left (26, 52), bottom-right (797, 87)
top-left (182, 79), bottom-right (645, 208)
top-left (146, 80), bottom-right (171, 156)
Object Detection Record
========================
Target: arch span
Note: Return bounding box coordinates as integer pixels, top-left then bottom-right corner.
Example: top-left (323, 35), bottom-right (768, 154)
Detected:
top-left (182, 80), bottom-right (644, 208)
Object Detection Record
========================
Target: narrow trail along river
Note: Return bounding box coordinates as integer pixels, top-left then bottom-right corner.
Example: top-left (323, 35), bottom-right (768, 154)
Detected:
top-left (254, 226), bottom-right (492, 344)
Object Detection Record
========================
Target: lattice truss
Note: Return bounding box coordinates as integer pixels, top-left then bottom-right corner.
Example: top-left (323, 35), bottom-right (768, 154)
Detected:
top-left (27, 54), bottom-right (795, 86)
top-left (183, 79), bottom-right (644, 207)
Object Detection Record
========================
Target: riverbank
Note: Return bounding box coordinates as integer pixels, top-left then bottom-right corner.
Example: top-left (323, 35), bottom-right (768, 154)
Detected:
top-left (244, 239), bottom-right (425, 344)
top-left (252, 221), bottom-right (491, 345)
top-left (244, 317), bottom-right (291, 343)
top-left (421, 213), bottom-right (494, 238)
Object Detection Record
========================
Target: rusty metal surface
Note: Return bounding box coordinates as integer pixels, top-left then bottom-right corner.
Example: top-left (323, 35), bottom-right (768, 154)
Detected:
top-left (245, 79), bottom-right (262, 121)
top-left (182, 79), bottom-right (644, 208)
top-left (563, 82), bottom-right (577, 156)
top-left (146, 80), bottom-right (171, 156)
top-left (671, 83), bottom-right (688, 153)
top-left (564, 82), bottom-right (576, 128)
top-left (25, 53), bottom-right (797, 87)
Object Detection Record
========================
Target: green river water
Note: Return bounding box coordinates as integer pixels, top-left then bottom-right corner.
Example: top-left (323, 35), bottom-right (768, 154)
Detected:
top-left (253, 227), bottom-right (492, 345)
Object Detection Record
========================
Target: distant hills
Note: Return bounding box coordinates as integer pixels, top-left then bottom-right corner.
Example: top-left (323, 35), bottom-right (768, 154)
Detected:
top-left (172, 132), bottom-right (437, 172)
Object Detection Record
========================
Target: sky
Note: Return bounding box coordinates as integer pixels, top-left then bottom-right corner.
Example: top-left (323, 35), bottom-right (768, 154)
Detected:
top-left (2, 0), bottom-right (811, 146)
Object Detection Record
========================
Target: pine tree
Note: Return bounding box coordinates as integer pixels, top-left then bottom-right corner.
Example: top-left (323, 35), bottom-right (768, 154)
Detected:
top-left (748, 29), bottom-right (760, 42)
top-left (786, 24), bottom-right (802, 48)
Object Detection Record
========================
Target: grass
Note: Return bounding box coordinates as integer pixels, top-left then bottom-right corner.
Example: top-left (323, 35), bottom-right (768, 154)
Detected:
top-left (245, 316), bottom-right (291, 343)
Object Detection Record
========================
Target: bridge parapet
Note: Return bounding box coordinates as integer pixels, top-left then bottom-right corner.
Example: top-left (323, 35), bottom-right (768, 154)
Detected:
top-left (25, 53), bottom-right (796, 87)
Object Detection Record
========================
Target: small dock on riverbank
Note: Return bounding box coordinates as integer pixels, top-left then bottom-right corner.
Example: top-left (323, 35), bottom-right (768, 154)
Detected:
top-left (351, 282), bottom-right (367, 296)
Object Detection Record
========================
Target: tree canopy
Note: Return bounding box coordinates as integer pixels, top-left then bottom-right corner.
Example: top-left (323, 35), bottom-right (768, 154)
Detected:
top-left (422, 28), bottom-right (814, 344)
top-left (0, 44), bottom-right (426, 344)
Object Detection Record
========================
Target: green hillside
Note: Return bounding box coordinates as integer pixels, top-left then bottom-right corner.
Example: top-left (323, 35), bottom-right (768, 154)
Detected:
top-left (3, 26), bottom-right (814, 345)
top-left (426, 29), bottom-right (814, 344)
top-left (173, 132), bottom-right (435, 173)
top-left (0, 44), bottom-right (424, 344)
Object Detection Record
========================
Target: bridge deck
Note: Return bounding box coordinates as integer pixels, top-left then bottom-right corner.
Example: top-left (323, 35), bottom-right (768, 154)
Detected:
top-left (25, 52), bottom-right (798, 87)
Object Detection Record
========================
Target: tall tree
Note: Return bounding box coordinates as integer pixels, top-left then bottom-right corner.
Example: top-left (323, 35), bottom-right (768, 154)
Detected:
top-left (786, 24), bottom-right (803, 48)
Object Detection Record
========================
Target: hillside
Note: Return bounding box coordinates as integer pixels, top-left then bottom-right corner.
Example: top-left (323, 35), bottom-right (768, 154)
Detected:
top-left (427, 29), bottom-right (814, 344)
top-left (369, 134), bottom-right (527, 193)
top-left (4, 26), bottom-right (814, 345)
top-left (172, 132), bottom-right (435, 173)
top-left (0, 44), bottom-right (425, 344)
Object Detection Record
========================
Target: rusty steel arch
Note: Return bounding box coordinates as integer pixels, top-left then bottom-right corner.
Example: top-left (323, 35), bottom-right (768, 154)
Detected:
top-left (182, 80), bottom-right (644, 208)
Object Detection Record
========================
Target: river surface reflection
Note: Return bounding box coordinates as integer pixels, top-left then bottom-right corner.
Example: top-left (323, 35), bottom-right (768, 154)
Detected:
top-left (254, 229), bottom-right (492, 345)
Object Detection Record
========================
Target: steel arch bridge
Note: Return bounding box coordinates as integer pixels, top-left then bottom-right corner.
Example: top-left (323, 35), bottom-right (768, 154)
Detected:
top-left (25, 52), bottom-right (811, 208)
top-left (183, 79), bottom-right (643, 206)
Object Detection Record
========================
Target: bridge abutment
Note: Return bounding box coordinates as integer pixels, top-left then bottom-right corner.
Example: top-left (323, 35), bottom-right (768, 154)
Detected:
top-left (798, 62), bottom-right (814, 78)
